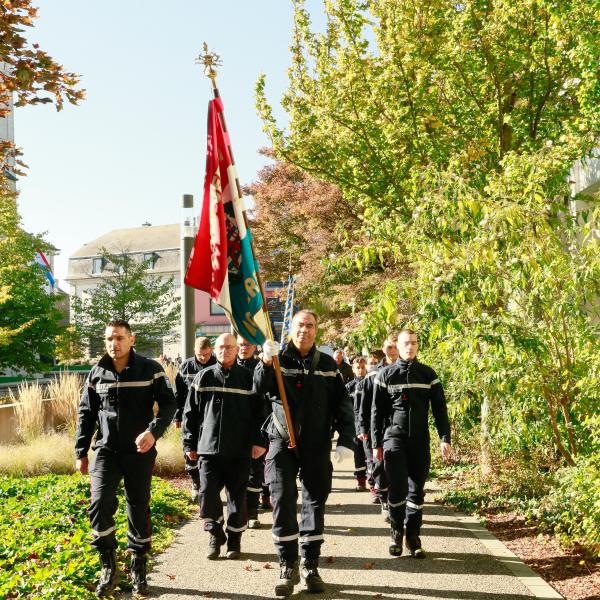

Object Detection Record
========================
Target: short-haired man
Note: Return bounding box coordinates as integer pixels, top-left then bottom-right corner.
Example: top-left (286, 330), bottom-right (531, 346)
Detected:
top-left (357, 335), bottom-right (399, 514)
top-left (183, 333), bottom-right (266, 560)
top-left (346, 356), bottom-right (368, 491)
top-left (75, 320), bottom-right (176, 598)
top-left (174, 336), bottom-right (216, 502)
top-left (256, 310), bottom-right (355, 595)
top-left (333, 348), bottom-right (354, 383)
top-left (371, 329), bottom-right (451, 558)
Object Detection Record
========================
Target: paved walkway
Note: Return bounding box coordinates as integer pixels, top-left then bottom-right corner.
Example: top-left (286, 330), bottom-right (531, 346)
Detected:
top-left (146, 459), bottom-right (563, 600)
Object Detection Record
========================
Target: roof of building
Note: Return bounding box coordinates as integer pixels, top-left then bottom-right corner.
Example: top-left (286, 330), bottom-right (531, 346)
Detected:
top-left (70, 224), bottom-right (180, 258)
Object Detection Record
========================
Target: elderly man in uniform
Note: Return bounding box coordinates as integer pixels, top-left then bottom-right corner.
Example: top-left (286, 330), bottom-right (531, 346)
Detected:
top-left (75, 319), bottom-right (176, 598)
top-left (371, 329), bottom-right (451, 558)
top-left (183, 333), bottom-right (266, 560)
top-left (174, 336), bottom-right (216, 502)
top-left (256, 310), bottom-right (355, 596)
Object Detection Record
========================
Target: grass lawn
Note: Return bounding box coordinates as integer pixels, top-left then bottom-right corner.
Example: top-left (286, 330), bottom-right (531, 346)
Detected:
top-left (0, 474), bottom-right (193, 599)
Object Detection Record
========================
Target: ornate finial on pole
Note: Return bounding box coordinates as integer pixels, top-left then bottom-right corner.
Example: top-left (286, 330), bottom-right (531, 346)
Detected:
top-left (196, 42), bottom-right (222, 83)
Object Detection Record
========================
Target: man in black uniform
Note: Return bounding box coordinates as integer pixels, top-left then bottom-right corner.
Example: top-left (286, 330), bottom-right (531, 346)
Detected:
top-left (75, 319), bottom-right (176, 598)
top-left (256, 310), bottom-right (355, 596)
top-left (183, 333), bottom-right (266, 560)
top-left (371, 329), bottom-right (451, 558)
top-left (358, 335), bottom-right (399, 517)
top-left (174, 336), bottom-right (216, 502)
top-left (236, 335), bottom-right (268, 529)
top-left (333, 348), bottom-right (354, 383)
top-left (346, 355), bottom-right (368, 491)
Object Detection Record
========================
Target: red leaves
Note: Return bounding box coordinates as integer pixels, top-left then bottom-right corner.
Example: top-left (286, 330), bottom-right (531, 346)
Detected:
top-left (262, 562), bottom-right (274, 569)
top-left (166, 574), bottom-right (176, 580)
top-left (362, 561), bottom-right (376, 570)
top-left (325, 556), bottom-right (336, 564)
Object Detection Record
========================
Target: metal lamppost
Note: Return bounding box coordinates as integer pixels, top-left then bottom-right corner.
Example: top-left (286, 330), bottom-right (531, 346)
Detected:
top-left (180, 194), bottom-right (196, 358)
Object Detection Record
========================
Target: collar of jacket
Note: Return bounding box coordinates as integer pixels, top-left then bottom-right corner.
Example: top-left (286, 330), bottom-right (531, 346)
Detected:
top-left (98, 349), bottom-right (137, 372)
top-left (215, 360), bottom-right (235, 377)
top-left (397, 359), bottom-right (415, 370)
top-left (283, 340), bottom-right (316, 362)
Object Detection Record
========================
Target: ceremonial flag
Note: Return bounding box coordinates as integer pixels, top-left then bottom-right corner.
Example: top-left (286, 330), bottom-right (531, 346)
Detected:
top-left (185, 96), bottom-right (269, 345)
top-left (34, 249), bottom-right (55, 288)
top-left (280, 274), bottom-right (295, 344)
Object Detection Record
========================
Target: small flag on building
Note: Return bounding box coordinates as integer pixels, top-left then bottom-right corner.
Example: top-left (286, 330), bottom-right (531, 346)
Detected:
top-left (184, 96), bottom-right (269, 345)
top-left (280, 274), bottom-right (295, 344)
top-left (34, 249), bottom-right (55, 288)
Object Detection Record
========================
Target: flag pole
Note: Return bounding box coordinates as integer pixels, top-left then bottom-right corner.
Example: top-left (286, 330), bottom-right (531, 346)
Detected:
top-left (197, 44), bottom-right (297, 450)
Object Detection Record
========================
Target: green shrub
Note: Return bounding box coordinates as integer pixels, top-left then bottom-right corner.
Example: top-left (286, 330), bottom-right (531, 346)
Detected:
top-left (0, 474), bottom-right (192, 598)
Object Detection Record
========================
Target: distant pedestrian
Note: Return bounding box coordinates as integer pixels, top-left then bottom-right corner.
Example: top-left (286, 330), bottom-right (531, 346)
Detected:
top-left (371, 329), bottom-right (451, 558)
top-left (346, 355), bottom-right (368, 491)
top-left (174, 337), bottom-right (216, 503)
top-left (75, 319), bottom-right (176, 598)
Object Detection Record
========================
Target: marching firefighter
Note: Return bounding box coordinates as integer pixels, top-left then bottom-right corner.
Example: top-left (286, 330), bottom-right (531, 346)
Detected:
top-left (371, 329), bottom-right (451, 558)
top-left (345, 355), bottom-right (368, 491)
top-left (255, 310), bottom-right (355, 596)
top-left (75, 320), bottom-right (176, 598)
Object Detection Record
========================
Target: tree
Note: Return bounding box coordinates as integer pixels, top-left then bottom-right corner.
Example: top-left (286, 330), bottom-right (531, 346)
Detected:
top-left (71, 249), bottom-right (180, 358)
top-left (54, 325), bottom-right (84, 365)
top-left (1, 0), bottom-right (85, 175)
top-left (256, 0), bottom-right (600, 466)
top-left (0, 189), bottom-right (61, 373)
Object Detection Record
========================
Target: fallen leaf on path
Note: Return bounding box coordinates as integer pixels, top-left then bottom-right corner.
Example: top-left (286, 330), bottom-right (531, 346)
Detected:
top-left (373, 594), bottom-right (383, 598)
top-left (326, 556), bottom-right (335, 563)
top-left (166, 574), bottom-right (176, 580)
top-left (363, 561), bottom-right (376, 569)
top-left (263, 563), bottom-right (274, 569)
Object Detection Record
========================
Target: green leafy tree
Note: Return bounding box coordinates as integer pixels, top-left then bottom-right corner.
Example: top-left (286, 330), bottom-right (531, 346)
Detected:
top-left (71, 250), bottom-right (180, 357)
top-left (0, 189), bottom-right (61, 373)
top-left (54, 325), bottom-right (85, 365)
top-left (256, 0), bottom-right (600, 467)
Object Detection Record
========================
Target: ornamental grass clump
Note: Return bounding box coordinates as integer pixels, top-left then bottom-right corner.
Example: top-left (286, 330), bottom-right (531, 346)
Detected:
top-left (11, 382), bottom-right (45, 442)
top-left (48, 372), bottom-right (83, 434)
top-left (155, 426), bottom-right (185, 476)
top-left (0, 432), bottom-right (73, 476)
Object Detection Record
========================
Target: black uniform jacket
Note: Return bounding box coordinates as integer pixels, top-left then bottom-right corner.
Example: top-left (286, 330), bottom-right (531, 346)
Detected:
top-left (357, 368), bottom-right (379, 442)
top-left (254, 342), bottom-right (355, 452)
top-left (75, 350), bottom-right (176, 458)
top-left (371, 359), bottom-right (451, 449)
top-left (182, 361), bottom-right (265, 458)
top-left (174, 355), bottom-right (217, 422)
top-left (237, 355), bottom-right (259, 371)
top-left (338, 360), bottom-right (354, 384)
top-left (345, 376), bottom-right (364, 435)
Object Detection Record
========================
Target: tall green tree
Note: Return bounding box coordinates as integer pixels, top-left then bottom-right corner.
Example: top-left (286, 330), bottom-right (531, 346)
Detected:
top-left (256, 0), bottom-right (600, 466)
top-left (71, 250), bottom-right (180, 357)
top-left (0, 189), bottom-right (60, 373)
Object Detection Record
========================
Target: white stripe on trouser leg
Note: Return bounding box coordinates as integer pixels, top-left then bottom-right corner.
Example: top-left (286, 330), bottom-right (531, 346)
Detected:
top-left (128, 532), bottom-right (152, 543)
top-left (226, 524), bottom-right (248, 533)
top-left (204, 517), bottom-right (224, 524)
top-left (406, 501), bottom-right (424, 510)
top-left (92, 526), bottom-right (116, 538)
top-left (355, 466), bottom-right (367, 473)
top-left (388, 500), bottom-right (407, 508)
top-left (299, 534), bottom-right (324, 543)
top-left (272, 532), bottom-right (299, 542)
top-left (247, 486), bottom-right (262, 492)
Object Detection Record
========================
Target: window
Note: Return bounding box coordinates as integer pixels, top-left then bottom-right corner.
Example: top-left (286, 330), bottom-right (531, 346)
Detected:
top-left (210, 300), bottom-right (226, 316)
top-left (143, 252), bottom-right (157, 270)
top-left (92, 257), bottom-right (104, 274)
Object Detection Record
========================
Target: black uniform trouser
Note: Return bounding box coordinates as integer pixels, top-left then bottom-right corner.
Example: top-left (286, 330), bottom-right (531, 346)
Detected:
top-left (247, 454), bottom-right (266, 517)
top-left (372, 457), bottom-right (388, 501)
top-left (353, 436), bottom-right (367, 480)
top-left (266, 441), bottom-right (332, 562)
top-left (88, 447), bottom-right (156, 554)
top-left (184, 453), bottom-right (200, 487)
top-left (383, 438), bottom-right (430, 535)
top-left (199, 455), bottom-right (250, 535)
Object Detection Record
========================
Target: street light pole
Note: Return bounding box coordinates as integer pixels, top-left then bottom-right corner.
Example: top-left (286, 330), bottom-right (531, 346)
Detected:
top-left (181, 194), bottom-right (196, 358)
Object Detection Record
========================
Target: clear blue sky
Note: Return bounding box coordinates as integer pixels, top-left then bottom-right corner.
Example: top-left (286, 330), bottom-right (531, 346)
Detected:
top-left (15, 1), bottom-right (323, 284)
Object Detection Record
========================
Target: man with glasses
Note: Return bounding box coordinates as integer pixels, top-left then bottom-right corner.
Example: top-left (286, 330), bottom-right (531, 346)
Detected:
top-left (174, 336), bottom-right (216, 502)
top-left (183, 333), bottom-right (266, 560)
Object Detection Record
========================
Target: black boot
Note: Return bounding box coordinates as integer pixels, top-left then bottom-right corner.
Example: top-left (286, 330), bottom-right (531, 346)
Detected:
top-left (275, 559), bottom-right (300, 596)
top-left (95, 549), bottom-right (118, 597)
top-left (406, 533), bottom-right (426, 558)
top-left (130, 552), bottom-right (149, 598)
top-left (226, 531), bottom-right (241, 560)
top-left (388, 528), bottom-right (403, 556)
top-left (300, 558), bottom-right (326, 593)
top-left (191, 480), bottom-right (200, 504)
top-left (205, 528), bottom-right (227, 560)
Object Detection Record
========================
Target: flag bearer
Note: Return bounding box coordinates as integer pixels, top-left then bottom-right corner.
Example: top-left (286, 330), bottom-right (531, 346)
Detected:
top-left (75, 319), bottom-right (176, 598)
top-left (371, 329), bottom-right (451, 558)
top-left (174, 336), bottom-right (216, 502)
top-left (255, 310), bottom-right (355, 596)
top-left (345, 355), bottom-right (368, 491)
top-left (183, 333), bottom-right (266, 560)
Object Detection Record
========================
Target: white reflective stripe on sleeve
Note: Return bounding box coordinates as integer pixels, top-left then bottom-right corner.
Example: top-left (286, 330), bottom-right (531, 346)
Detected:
top-left (154, 372), bottom-right (165, 379)
top-left (430, 378), bottom-right (440, 386)
top-left (406, 501), bottom-right (424, 510)
top-left (374, 377), bottom-right (387, 388)
top-left (247, 486), bottom-right (262, 493)
top-left (272, 532), bottom-right (300, 542)
top-left (388, 499), bottom-right (407, 508)
top-left (226, 524), bottom-right (248, 533)
top-left (191, 385), bottom-right (254, 395)
top-left (355, 466), bottom-right (367, 472)
top-left (299, 534), bottom-right (324, 543)
top-left (92, 526), bottom-right (116, 538)
top-left (96, 380), bottom-right (153, 392)
top-left (279, 368), bottom-right (304, 376)
top-left (127, 532), bottom-right (152, 543)
top-left (313, 370), bottom-right (338, 377)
